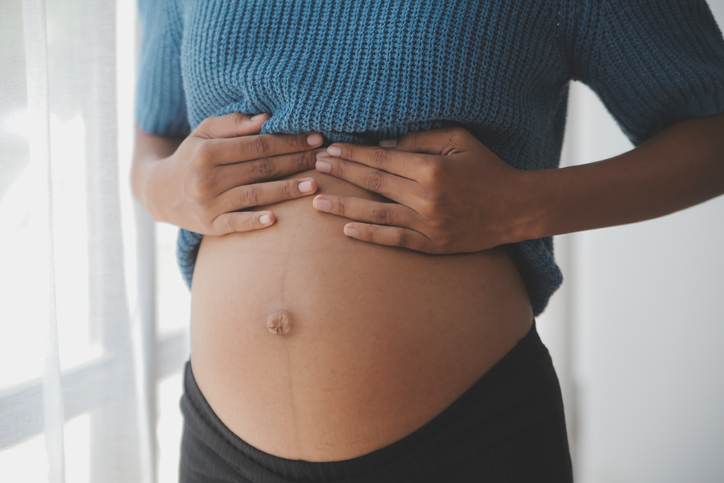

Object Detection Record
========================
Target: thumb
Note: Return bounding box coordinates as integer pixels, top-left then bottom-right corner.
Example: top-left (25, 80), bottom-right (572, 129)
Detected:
top-left (196, 112), bottom-right (270, 139)
top-left (378, 128), bottom-right (456, 155)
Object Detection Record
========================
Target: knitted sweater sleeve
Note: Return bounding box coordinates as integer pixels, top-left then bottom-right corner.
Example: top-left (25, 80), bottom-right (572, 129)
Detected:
top-left (565, 0), bottom-right (724, 146)
top-left (135, 0), bottom-right (190, 136)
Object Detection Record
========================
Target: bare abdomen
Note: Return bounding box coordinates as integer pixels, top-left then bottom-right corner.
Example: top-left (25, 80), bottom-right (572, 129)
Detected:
top-left (189, 168), bottom-right (533, 461)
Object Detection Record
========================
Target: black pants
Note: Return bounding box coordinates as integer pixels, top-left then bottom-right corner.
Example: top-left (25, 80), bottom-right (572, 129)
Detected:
top-left (179, 322), bottom-right (573, 482)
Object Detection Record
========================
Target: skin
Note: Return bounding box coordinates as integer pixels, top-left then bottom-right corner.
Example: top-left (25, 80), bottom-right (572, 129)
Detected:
top-left (266, 309), bottom-right (293, 335)
top-left (131, 110), bottom-right (724, 461)
top-left (131, 112), bottom-right (326, 235)
top-left (311, 112), bottom-right (724, 250)
top-left (132, 113), bottom-right (534, 460)
top-left (133, 111), bottom-right (724, 250)
top-left (186, 169), bottom-right (533, 460)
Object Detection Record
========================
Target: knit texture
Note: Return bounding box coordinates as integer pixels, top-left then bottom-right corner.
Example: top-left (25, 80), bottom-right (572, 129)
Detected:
top-left (136, 0), bottom-right (724, 316)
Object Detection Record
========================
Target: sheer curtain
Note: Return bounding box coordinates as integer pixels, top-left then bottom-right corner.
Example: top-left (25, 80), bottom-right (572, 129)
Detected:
top-left (0, 1), bottom-right (171, 481)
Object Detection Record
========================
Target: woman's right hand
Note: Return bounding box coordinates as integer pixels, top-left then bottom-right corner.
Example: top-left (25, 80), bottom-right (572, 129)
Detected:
top-left (142, 112), bottom-right (325, 235)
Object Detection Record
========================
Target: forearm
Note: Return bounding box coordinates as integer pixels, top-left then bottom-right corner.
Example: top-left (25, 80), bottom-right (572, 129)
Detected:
top-left (130, 124), bottom-right (185, 219)
top-left (523, 112), bottom-right (724, 240)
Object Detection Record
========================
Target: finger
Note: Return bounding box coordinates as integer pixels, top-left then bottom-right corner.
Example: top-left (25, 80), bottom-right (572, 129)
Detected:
top-left (323, 142), bottom-right (433, 180)
top-left (214, 148), bottom-right (326, 193)
top-left (380, 127), bottom-right (467, 156)
top-left (209, 131), bottom-right (324, 165)
top-left (209, 210), bottom-right (276, 236)
top-left (312, 195), bottom-right (420, 229)
top-left (315, 156), bottom-right (421, 208)
top-left (215, 177), bottom-right (318, 212)
top-left (342, 223), bottom-right (436, 253)
top-left (195, 112), bottom-right (270, 139)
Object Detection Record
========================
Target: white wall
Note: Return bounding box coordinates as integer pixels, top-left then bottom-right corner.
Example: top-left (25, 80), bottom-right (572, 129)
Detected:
top-left (538, 2), bottom-right (724, 481)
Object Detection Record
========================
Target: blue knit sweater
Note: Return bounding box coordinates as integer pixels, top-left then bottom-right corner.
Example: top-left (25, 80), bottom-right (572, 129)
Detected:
top-left (136, 0), bottom-right (724, 316)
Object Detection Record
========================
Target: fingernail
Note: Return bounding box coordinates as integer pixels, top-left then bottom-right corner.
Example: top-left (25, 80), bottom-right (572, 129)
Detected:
top-left (344, 225), bottom-right (360, 237)
top-left (316, 160), bottom-right (331, 173)
top-left (298, 180), bottom-right (314, 193)
top-left (307, 133), bottom-right (323, 145)
top-left (315, 151), bottom-right (327, 159)
top-left (379, 139), bottom-right (397, 147)
top-left (251, 113), bottom-right (267, 121)
top-left (327, 145), bottom-right (341, 157)
top-left (260, 214), bottom-right (271, 224)
top-left (314, 197), bottom-right (331, 212)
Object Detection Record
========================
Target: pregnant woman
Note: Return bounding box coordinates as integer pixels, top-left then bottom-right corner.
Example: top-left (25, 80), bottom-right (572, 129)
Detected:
top-left (131, 1), bottom-right (724, 482)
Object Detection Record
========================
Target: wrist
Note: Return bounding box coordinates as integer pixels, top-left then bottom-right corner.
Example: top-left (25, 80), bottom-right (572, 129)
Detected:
top-left (132, 125), bottom-right (186, 224)
top-left (132, 153), bottom-right (167, 223)
top-left (504, 168), bottom-right (550, 243)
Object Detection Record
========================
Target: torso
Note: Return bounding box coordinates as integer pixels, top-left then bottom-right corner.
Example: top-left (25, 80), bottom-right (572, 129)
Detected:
top-left (179, 6), bottom-right (570, 432)
top-left (189, 169), bottom-right (533, 462)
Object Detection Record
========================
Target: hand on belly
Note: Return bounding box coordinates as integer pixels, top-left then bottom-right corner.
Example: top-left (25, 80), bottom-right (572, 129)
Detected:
top-left (188, 168), bottom-right (533, 461)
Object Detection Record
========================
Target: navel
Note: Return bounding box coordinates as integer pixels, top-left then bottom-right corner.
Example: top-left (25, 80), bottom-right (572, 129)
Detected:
top-left (265, 309), bottom-right (293, 336)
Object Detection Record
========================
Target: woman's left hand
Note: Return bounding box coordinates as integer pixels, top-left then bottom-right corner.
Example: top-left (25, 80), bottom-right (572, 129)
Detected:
top-left (313, 127), bottom-right (535, 254)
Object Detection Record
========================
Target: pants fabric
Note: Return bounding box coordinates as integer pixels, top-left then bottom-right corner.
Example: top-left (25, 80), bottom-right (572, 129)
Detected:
top-left (178, 322), bottom-right (574, 482)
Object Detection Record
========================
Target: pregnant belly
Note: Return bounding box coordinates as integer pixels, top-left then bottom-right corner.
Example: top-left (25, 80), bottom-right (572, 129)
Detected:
top-left (189, 168), bottom-right (534, 462)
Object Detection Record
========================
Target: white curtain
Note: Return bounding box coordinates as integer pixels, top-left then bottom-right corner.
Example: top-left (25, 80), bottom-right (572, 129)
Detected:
top-left (0, 1), bottom-right (157, 482)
